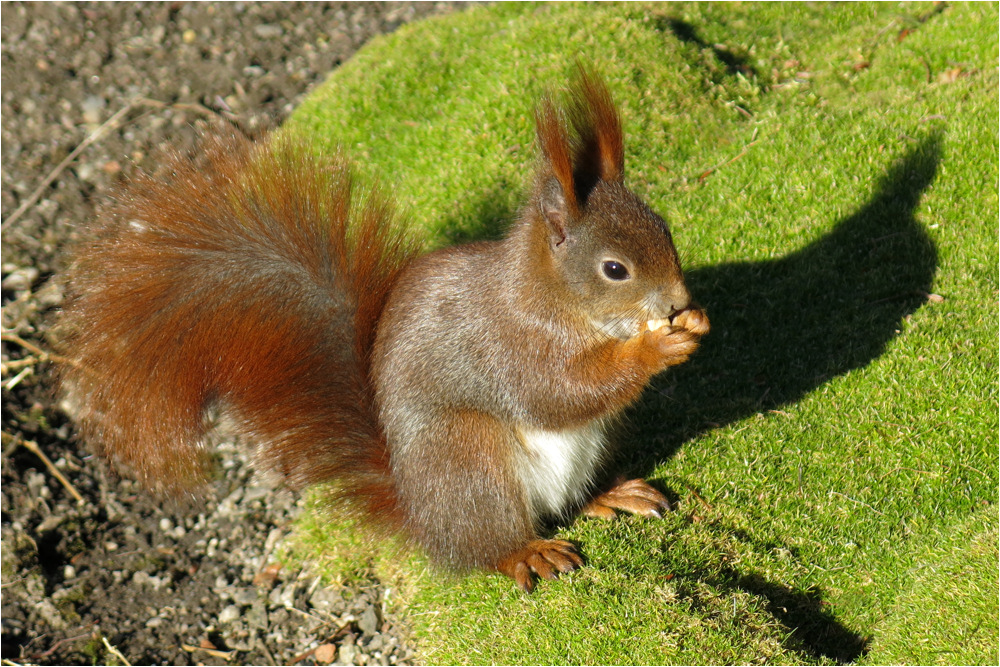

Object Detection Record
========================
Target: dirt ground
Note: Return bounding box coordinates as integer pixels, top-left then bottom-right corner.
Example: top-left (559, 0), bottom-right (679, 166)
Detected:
top-left (1, 3), bottom-right (461, 664)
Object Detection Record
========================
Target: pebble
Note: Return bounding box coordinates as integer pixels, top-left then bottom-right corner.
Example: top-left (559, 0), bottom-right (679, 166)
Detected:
top-left (35, 600), bottom-right (67, 630)
top-left (246, 599), bottom-right (269, 629)
top-left (218, 604), bottom-right (242, 624)
top-left (269, 582), bottom-right (298, 608)
top-left (81, 95), bottom-right (106, 125)
top-left (358, 605), bottom-right (380, 636)
top-left (35, 515), bottom-right (63, 533)
top-left (233, 587), bottom-right (259, 606)
top-left (337, 640), bottom-right (358, 666)
top-left (315, 643), bottom-right (337, 664)
top-left (254, 24), bottom-right (283, 39)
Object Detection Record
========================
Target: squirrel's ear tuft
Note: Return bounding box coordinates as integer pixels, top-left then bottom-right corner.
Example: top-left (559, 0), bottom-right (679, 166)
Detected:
top-left (568, 64), bottom-right (624, 187)
top-left (535, 95), bottom-right (580, 220)
top-left (533, 66), bottom-right (624, 221)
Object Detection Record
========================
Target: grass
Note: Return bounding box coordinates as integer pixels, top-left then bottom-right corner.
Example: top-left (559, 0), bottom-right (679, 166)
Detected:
top-left (281, 2), bottom-right (998, 664)
top-left (865, 504), bottom-right (998, 665)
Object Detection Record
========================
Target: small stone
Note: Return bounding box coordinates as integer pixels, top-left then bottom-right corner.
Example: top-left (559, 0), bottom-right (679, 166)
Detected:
top-left (75, 162), bottom-right (96, 182)
top-left (36, 515), bottom-right (63, 534)
top-left (254, 24), bottom-right (283, 39)
top-left (245, 599), bottom-right (268, 629)
top-left (81, 95), bottom-right (106, 125)
top-left (1, 267), bottom-right (39, 291)
top-left (35, 600), bottom-right (67, 630)
top-left (269, 582), bottom-right (296, 607)
top-left (309, 586), bottom-right (343, 612)
top-left (264, 528), bottom-right (283, 552)
top-left (315, 643), bottom-right (337, 664)
top-left (337, 641), bottom-right (357, 666)
top-left (358, 605), bottom-right (380, 636)
top-left (243, 484), bottom-right (271, 502)
top-left (233, 587), bottom-right (258, 606)
top-left (218, 604), bottom-right (241, 624)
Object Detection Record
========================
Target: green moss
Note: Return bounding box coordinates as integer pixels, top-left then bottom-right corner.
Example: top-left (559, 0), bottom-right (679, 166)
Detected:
top-left (867, 505), bottom-right (999, 665)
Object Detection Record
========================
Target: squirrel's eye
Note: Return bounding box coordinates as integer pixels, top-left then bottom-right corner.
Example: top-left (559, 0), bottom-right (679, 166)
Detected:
top-left (601, 260), bottom-right (630, 281)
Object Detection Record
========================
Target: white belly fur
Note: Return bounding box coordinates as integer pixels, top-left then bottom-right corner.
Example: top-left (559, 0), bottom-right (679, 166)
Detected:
top-left (516, 420), bottom-right (608, 519)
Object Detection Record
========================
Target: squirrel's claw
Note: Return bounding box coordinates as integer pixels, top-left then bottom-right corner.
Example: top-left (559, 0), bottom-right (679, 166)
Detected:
top-left (581, 478), bottom-right (672, 519)
top-left (498, 539), bottom-right (584, 592)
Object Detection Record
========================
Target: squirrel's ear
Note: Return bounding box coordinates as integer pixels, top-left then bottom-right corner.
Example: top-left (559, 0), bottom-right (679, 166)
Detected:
top-left (539, 177), bottom-right (571, 247)
top-left (535, 96), bottom-right (580, 220)
top-left (533, 68), bottom-right (622, 225)
top-left (569, 65), bottom-right (624, 186)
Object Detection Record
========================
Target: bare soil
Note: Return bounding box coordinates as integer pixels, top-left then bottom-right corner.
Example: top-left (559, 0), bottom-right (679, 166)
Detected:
top-left (1, 3), bottom-right (461, 664)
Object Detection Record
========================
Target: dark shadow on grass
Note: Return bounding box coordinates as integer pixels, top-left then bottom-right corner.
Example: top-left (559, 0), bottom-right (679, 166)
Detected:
top-left (728, 571), bottom-right (868, 663)
top-left (626, 132), bottom-right (940, 466)
top-left (668, 515), bottom-right (870, 663)
top-left (653, 16), bottom-right (758, 80)
top-left (441, 180), bottom-right (517, 245)
top-left (622, 135), bottom-right (940, 662)
top-left (673, 565), bottom-right (868, 664)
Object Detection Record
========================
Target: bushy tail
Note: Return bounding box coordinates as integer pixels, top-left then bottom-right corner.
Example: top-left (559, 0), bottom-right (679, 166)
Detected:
top-left (60, 132), bottom-right (416, 526)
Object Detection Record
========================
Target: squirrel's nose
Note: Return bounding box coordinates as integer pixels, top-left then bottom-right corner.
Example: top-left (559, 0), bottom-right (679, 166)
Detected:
top-left (657, 285), bottom-right (691, 318)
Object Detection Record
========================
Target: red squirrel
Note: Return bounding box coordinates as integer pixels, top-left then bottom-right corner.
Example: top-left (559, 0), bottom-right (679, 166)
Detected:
top-left (60, 68), bottom-right (709, 592)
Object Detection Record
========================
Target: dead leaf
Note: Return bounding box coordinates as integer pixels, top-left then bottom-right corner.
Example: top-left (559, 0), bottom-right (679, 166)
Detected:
top-left (253, 562), bottom-right (282, 586)
top-left (937, 67), bottom-right (967, 84)
top-left (921, 291), bottom-right (945, 304)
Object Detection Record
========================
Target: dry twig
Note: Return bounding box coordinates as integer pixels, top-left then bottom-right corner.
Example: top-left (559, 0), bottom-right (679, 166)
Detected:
top-left (1, 97), bottom-right (223, 232)
top-left (2, 432), bottom-right (86, 506)
top-left (697, 130), bottom-right (761, 182)
top-left (102, 637), bottom-right (132, 666)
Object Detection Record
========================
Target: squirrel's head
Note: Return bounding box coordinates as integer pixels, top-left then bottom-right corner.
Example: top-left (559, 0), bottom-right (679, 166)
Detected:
top-left (529, 66), bottom-right (691, 339)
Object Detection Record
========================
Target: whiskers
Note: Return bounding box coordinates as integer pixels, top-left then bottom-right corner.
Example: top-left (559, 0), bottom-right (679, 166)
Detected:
top-left (583, 301), bottom-right (652, 344)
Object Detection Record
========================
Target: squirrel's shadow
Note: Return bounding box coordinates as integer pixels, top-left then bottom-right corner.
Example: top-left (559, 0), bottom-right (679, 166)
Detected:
top-left (627, 134), bottom-right (939, 663)
top-left (448, 133), bottom-right (940, 663)
top-left (632, 133), bottom-right (940, 462)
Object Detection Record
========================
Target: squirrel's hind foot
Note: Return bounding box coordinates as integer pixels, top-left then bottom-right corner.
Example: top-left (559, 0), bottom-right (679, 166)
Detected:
top-left (581, 477), bottom-right (672, 520)
top-left (496, 539), bottom-right (584, 592)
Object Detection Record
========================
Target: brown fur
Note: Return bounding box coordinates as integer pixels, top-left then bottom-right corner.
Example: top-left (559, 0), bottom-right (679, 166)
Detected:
top-left (60, 133), bottom-right (416, 527)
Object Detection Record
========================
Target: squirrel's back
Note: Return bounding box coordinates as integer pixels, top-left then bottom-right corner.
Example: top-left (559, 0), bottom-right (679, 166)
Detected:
top-left (61, 133), bottom-right (416, 524)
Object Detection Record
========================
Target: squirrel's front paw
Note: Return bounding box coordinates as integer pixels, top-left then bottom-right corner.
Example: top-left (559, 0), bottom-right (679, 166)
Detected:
top-left (670, 305), bottom-right (710, 336)
top-left (643, 326), bottom-right (700, 370)
top-left (496, 539), bottom-right (584, 592)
